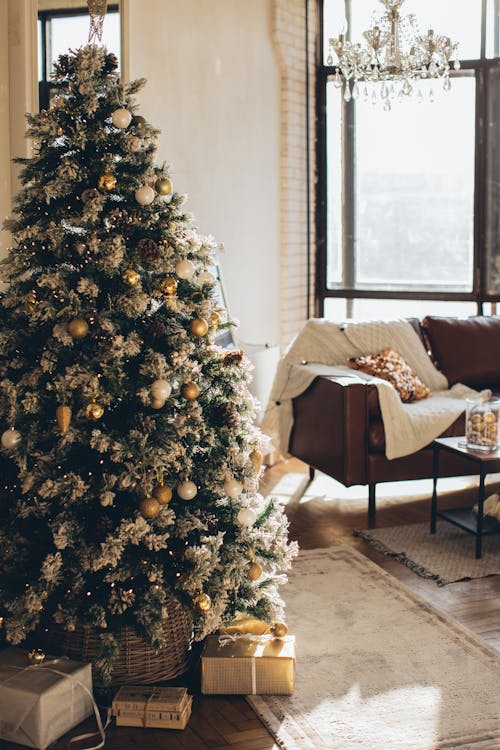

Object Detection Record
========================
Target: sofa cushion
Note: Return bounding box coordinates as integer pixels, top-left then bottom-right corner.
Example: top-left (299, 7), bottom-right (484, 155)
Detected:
top-left (349, 348), bottom-right (431, 403)
top-left (422, 316), bottom-right (500, 388)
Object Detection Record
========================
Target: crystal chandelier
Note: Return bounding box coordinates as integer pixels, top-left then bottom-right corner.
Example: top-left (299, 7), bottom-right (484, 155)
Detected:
top-left (327, 0), bottom-right (460, 109)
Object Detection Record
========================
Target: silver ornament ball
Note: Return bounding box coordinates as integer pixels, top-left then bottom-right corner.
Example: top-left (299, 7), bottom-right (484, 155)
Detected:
top-left (135, 185), bottom-right (156, 206)
top-left (1, 429), bottom-right (22, 450)
top-left (111, 108), bottom-right (132, 129)
top-left (177, 480), bottom-right (198, 500)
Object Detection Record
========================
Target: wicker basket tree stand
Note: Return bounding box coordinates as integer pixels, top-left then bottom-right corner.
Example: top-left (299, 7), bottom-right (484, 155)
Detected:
top-left (42, 595), bottom-right (193, 687)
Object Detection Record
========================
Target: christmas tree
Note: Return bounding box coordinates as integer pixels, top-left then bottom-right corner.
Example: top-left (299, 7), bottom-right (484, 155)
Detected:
top-left (0, 45), bottom-right (297, 680)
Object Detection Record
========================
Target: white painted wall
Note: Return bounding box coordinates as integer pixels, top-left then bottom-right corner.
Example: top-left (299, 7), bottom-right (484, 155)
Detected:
top-left (128, 0), bottom-right (281, 345)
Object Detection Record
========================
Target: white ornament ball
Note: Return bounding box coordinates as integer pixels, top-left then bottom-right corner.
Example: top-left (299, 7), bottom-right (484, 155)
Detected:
top-left (224, 477), bottom-right (244, 499)
top-left (175, 259), bottom-right (196, 280)
top-left (151, 379), bottom-right (172, 400)
top-left (237, 507), bottom-right (257, 527)
top-left (177, 480), bottom-right (198, 500)
top-left (1, 429), bottom-right (22, 450)
top-left (198, 270), bottom-right (216, 286)
top-left (135, 185), bottom-right (156, 206)
top-left (111, 108), bottom-right (132, 129)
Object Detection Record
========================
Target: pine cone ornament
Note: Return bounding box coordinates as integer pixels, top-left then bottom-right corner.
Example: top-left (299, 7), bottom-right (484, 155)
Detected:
top-left (137, 238), bottom-right (160, 264)
top-left (211, 402), bottom-right (239, 428)
top-left (147, 320), bottom-right (168, 338)
top-left (223, 349), bottom-right (244, 367)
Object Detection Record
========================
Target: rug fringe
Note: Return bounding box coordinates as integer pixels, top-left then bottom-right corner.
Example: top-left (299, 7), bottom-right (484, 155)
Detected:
top-left (353, 529), bottom-right (448, 587)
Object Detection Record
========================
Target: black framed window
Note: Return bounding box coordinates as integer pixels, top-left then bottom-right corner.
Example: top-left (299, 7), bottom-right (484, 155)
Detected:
top-left (38, 5), bottom-right (120, 111)
top-left (316, 0), bottom-right (500, 320)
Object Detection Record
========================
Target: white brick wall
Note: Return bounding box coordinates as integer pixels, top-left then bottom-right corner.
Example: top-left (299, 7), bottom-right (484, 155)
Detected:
top-left (272, 0), bottom-right (317, 349)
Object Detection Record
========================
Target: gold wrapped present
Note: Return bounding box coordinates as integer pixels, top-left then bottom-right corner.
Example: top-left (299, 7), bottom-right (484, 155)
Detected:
top-left (112, 686), bottom-right (192, 729)
top-left (201, 634), bottom-right (295, 695)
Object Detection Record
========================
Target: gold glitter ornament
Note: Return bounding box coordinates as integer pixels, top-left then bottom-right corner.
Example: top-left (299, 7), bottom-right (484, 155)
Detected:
top-left (181, 382), bottom-right (200, 401)
top-left (246, 561), bottom-right (263, 581)
top-left (132, 115), bottom-right (146, 130)
top-left (122, 268), bottom-right (140, 286)
top-left (139, 496), bottom-right (161, 519)
top-left (272, 621), bottom-right (288, 637)
top-left (159, 276), bottom-right (178, 296)
top-left (250, 449), bottom-right (264, 473)
top-left (211, 312), bottom-right (221, 328)
top-left (155, 177), bottom-right (173, 195)
top-left (193, 592), bottom-right (211, 612)
top-left (189, 317), bottom-right (209, 337)
top-left (85, 402), bottom-right (104, 421)
top-left (56, 405), bottom-right (72, 433)
top-left (68, 318), bottom-right (89, 339)
top-left (98, 172), bottom-right (116, 192)
top-left (153, 484), bottom-right (173, 505)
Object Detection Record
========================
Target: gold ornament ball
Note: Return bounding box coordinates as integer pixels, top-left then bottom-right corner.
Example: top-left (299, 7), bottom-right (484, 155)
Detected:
top-left (272, 621), bottom-right (288, 638)
top-left (211, 312), bottom-right (221, 329)
top-left (28, 649), bottom-right (46, 665)
top-left (246, 561), bottom-right (263, 581)
top-left (155, 177), bottom-right (173, 195)
top-left (139, 496), bottom-right (161, 519)
top-left (68, 318), bottom-right (89, 339)
top-left (98, 172), bottom-right (117, 192)
top-left (159, 276), bottom-right (178, 296)
top-left (181, 382), bottom-right (200, 401)
top-left (189, 317), bottom-right (209, 337)
top-left (250, 449), bottom-right (264, 473)
top-left (56, 405), bottom-right (72, 433)
top-left (85, 402), bottom-right (104, 421)
top-left (153, 484), bottom-right (173, 505)
top-left (122, 268), bottom-right (140, 286)
top-left (193, 592), bottom-right (211, 612)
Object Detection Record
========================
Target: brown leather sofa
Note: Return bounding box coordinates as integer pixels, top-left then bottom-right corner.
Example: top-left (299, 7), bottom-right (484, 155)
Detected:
top-left (289, 316), bottom-right (500, 521)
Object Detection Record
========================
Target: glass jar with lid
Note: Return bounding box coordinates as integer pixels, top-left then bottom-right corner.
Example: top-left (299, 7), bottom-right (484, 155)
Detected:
top-left (465, 396), bottom-right (500, 451)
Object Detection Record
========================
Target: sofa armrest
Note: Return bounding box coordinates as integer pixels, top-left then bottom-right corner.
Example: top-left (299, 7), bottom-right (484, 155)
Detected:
top-left (289, 374), bottom-right (371, 486)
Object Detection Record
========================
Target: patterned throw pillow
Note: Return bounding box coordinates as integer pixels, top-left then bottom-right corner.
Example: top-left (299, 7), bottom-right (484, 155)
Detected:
top-left (348, 348), bottom-right (431, 403)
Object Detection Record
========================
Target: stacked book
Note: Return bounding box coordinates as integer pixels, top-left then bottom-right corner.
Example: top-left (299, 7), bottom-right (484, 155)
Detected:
top-left (112, 685), bottom-right (192, 730)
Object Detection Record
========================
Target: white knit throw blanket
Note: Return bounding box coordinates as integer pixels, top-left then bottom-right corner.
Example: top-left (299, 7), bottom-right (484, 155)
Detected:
top-left (261, 319), bottom-right (484, 461)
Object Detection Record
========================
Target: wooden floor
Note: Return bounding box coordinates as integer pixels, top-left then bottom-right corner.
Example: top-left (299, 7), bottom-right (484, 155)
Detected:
top-left (5, 459), bottom-right (500, 750)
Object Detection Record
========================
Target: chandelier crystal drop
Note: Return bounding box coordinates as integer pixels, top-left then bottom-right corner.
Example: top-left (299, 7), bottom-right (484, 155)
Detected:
top-left (327, 0), bottom-right (460, 109)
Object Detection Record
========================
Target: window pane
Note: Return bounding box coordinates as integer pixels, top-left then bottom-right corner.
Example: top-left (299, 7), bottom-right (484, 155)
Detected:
top-left (324, 298), bottom-right (478, 322)
top-left (354, 76), bottom-right (475, 292)
top-left (486, 0), bottom-right (500, 58)
top-left (326, 82), bottom-right (342, 286)
top-left (347, 0), bottom-right (482, 61)
top-left (485, 66), bottom-right (500, 294)
top-left (48, 12), bottom-right (120, 70)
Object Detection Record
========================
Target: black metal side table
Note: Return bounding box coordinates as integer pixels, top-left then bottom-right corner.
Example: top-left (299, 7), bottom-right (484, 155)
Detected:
top-left (431, 436), bottom-right (500, 559)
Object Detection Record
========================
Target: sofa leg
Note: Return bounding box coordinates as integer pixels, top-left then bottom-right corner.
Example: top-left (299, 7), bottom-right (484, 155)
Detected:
top-left (309, 466), bottom-right (315, 482)
top-left (368, 483), bottom-right (376, 522)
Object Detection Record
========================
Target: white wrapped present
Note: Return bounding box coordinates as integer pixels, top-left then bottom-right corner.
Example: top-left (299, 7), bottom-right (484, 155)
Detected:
top-left (0, 648), bottom-right (94, 749)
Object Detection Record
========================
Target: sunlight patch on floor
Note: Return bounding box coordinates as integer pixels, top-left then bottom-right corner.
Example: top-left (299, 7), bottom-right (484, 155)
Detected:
top-left (266, 469), bottom-right (500, 508)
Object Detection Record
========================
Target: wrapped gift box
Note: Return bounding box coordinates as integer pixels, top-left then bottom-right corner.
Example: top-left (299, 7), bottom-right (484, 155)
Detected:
top-left (0, 648), bottom-right (93, 749)
top-left (112, 685), bottom-right (192, 729)
top-left (201, 635), bottom-right (295, 695)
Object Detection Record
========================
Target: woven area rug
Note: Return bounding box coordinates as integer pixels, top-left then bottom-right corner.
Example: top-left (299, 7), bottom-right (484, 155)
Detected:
top-left (354, 521), bottom-right (500, 586)
top-left (248, 547), bottom-right (500, 750)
